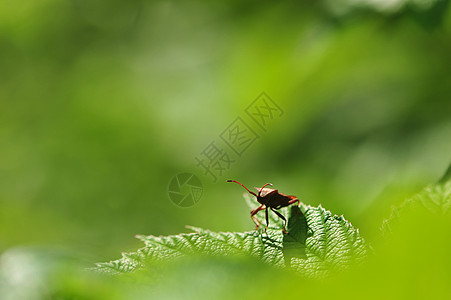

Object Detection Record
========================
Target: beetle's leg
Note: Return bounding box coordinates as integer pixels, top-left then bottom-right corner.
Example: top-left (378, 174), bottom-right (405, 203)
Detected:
top-left (265, 207), bottom-right (269, 233)
top-left (288, 197), bottom-right (299, 206)
top-left (250, 204), bottom-right (265, 230)
top-left (271, 208), bottom-right (288, 234)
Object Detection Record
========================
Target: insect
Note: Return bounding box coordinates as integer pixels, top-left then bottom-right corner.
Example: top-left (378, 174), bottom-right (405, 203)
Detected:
top-left (227, 180), bottom-right (299, 233)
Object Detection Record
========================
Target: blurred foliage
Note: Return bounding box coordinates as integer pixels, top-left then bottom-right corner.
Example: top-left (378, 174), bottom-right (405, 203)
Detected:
top-left (0, 0), bottom-right (451, 298)
top-left (2, 178), bottom-right (451, 299)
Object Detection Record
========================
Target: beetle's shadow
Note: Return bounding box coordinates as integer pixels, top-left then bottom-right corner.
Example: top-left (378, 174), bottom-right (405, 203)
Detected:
top-left (282, 205), bottom-right (310, 266)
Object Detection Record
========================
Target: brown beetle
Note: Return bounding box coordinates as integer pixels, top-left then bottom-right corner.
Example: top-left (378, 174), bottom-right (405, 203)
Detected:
top-left (227, 180), bottom-right (299, 233)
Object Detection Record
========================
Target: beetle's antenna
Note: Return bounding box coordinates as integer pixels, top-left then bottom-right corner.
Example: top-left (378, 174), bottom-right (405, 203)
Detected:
top-left (258, 183), bottom-right (273, 197)
top-left (227, 180), bottom-right (257, 197)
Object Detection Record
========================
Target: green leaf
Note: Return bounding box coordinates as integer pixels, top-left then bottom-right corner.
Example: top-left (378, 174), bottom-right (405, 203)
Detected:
top-left (381, 180), bottom-right (451, 235)
top-left (291, 204), bottom-right (368, 278)
top-left (95, 227), bottom-right (285, 275)
top-left (96, 197), bottom-right (368, 278)
top-left (438, 163), bottom-right (451, 184)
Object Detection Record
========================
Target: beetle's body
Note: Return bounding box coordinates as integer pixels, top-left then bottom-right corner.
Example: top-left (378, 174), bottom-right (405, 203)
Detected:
top-left (256, 187), bottom-right (297, 208)
top-left (227, 180), bottom-right (299, 233)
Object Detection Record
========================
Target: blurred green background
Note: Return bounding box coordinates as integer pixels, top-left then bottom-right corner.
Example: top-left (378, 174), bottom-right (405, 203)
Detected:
top-left (1, 0), bottom-right (451, 298)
